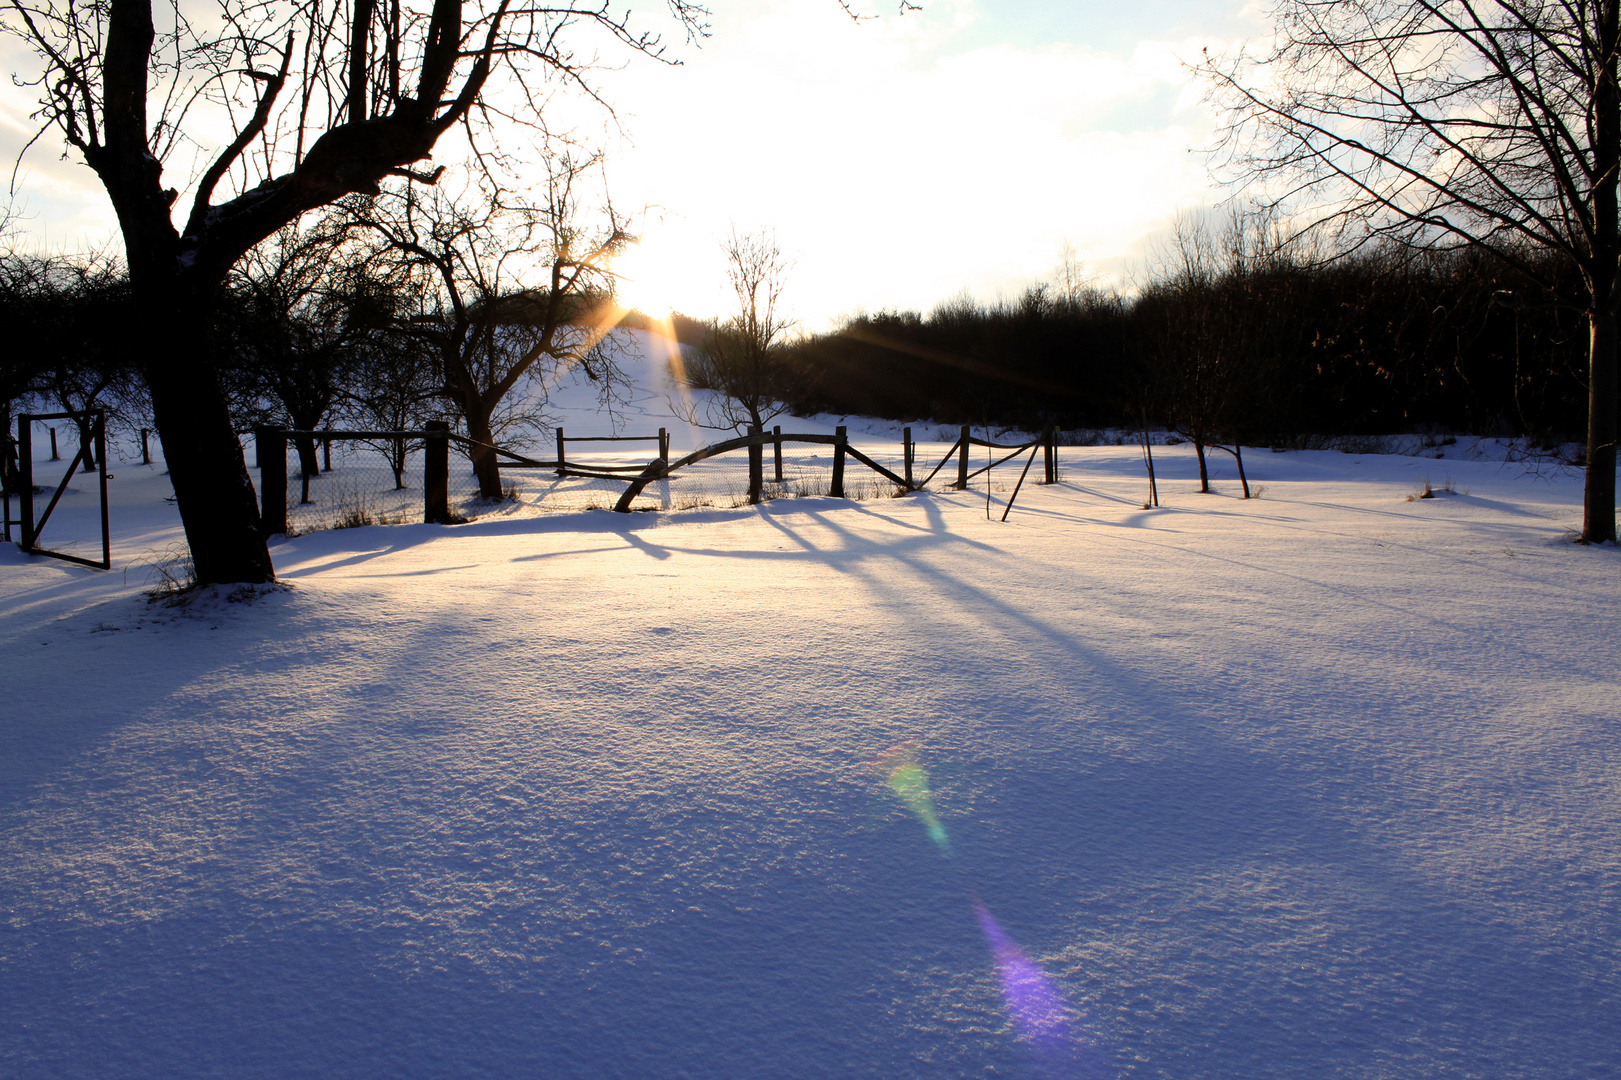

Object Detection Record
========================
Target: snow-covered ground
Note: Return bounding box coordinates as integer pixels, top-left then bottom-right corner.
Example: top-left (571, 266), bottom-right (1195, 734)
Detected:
top-left (3, 405), bottom-right (1619, 1078)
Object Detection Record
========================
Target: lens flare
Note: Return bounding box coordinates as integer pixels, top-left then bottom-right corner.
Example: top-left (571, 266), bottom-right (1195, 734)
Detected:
top-left (869, 740), bottom-right (950, 852)
top-left (972, 898), bottom-right (1072, 1048)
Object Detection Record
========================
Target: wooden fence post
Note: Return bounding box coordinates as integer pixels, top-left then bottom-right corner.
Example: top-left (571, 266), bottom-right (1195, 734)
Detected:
top-left (748, 424), bottom-right (764, 504)
top-left (95, 414), bottom-right (109, 560)
top-left (832, 425), bottom-right (847, 498)
top-left (322, 436), bottom-right (332, 472)
top-left (49, 426), bottom-right (58, 461)
top-left (773, 425), bottom-right (784, 483)
top-left (555, 427), bottom-right (566, 475)
top-left (903, 427), bottom-right (913, 488)
top-left (140, 428), bottom-right (151, 465)
top-left (956, 425), bottom-right (970, 489)
top-left (659, 427), bottom-right (669, 461)
top-left (256, 426), bottom-right (287, 536)
top-left (425, 421), bottom-right (451, 524)
top-left (19, 416), bottom-right (35, 548)
top-left (1042, 427), bottom-right (1054, 484)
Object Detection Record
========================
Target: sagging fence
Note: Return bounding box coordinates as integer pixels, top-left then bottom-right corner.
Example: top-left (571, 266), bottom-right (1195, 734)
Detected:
top-left (252, 422), bottom-right (1062, 536)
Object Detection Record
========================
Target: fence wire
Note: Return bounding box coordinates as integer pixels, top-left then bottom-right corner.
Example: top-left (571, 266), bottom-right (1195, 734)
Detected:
top-left (254, 434), bottom-right (1018, 535)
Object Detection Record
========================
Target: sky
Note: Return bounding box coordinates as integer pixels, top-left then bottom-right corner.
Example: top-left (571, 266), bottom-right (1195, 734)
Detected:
top-left (0, 0), bottom-right (1268, 330)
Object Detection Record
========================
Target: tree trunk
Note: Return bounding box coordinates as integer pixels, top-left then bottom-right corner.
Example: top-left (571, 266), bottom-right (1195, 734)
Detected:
top-left (0, 401), bottom-right (17, 493)
top-left (78, 418), bottom-right (98, 471)
top-left (1587, 0), bottom-right (1619, 544)
top-left (293, 435), bottom-right (321, 480)
top-left (1194, 437), bottom-right (1210, 492)
top-left (141, 292), bottom-right (275, 584)
top-left (1585, 306), bottom-right (1618, 542)
top-left (464, 405), bottom-right (503, 499)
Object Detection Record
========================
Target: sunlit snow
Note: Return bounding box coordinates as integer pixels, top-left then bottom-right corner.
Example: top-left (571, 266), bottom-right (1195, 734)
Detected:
top-left (3, 350), bottom-right (1618, 1078)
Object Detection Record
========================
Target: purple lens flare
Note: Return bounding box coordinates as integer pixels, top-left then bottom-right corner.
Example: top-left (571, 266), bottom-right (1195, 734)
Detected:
top-left (972, 896), bottom-right (1073, 1047)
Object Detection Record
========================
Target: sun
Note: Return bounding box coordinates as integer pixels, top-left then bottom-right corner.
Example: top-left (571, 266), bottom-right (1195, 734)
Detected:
top-left (613, 241), bottom-right (684, 321)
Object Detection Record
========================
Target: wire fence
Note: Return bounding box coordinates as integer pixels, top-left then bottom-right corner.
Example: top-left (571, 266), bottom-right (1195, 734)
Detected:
top-left (273, 438), bottom-right (486, 534)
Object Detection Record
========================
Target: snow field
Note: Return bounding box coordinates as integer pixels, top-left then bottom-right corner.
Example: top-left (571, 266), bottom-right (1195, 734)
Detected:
top-left (1, 431), bottom-right (1618, 1079)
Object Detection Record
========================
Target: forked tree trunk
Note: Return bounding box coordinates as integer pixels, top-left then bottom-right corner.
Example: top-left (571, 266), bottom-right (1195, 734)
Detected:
top-left (1193, 437), bottom-right (1210, 492)
top-left (141, 289), bottom-right (274, 584)
top-left (1586, 305), bottom-right (1618, 542)
top-left (78, 419), bottom-right (99, 471)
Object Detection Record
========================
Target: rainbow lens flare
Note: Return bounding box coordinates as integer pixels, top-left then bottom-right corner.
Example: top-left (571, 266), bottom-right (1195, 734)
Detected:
top-left (870, 741), bottom-right (950, 852)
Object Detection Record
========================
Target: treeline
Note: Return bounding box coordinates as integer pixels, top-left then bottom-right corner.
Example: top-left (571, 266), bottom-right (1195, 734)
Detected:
top-left (775, 225), bottom-right (1590, 448)
top-left (3, 212), bottom-right (1594, 502)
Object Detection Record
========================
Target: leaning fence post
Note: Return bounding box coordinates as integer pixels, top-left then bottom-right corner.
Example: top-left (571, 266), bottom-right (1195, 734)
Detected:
top-left (773, 425), bottom-right (784, 483)
top-left (956, 425), bottom-right (970, 489)
top-left (832, 425), bottom-right (847, 498)
top-left (555, 427), bottom-right (566, 475)
top-left (903, 426), bottom-right (914, 488)
top-left (140, 428), bottom-right (151, 465)
top-left (425, 421), bottom-right (451, 524)
top-left (256, 426), bottom-right (287, 536)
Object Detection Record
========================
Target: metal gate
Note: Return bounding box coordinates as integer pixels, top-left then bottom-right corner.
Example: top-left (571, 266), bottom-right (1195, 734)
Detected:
top-left (8, 411), bottom-right (111, 570)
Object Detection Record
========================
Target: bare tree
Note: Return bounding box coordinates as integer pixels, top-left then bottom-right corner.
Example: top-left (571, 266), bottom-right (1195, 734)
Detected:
top-left (352, 162), bottom-right (630, 497)
top-left (1205, 0), bottom-right (1619, 541)
top-left (226, 220), bottom-right (396, 479)
top-left (339, 288), bottom-right (445, 491)
top-left (3, 0), bottom-right (706, 582)
top-left (1134, 209), bottom-right (1297, 495)
top-left (683, 228), bottom-right (800, 434)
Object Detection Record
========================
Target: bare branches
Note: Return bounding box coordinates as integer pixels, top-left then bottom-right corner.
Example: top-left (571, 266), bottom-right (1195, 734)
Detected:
top-left (3, 0), bottom-right (710, 282)
top-left (679, 228), bottom-right (802, 434)
top-left (1204, 0), bottom-right (1618, 538)
top-left (1203, 0), bottom-right (1615, 282)
top-left (338, 159), bottom-right (628, 494)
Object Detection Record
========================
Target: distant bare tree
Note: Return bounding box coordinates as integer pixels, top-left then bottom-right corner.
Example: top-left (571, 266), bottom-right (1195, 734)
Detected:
top-left (1134, 209), bottom-right (1305, 495)
top-left (683, 229), bottom-right (801, 435)
top-left (226, 220), bottom-right (397, 479)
